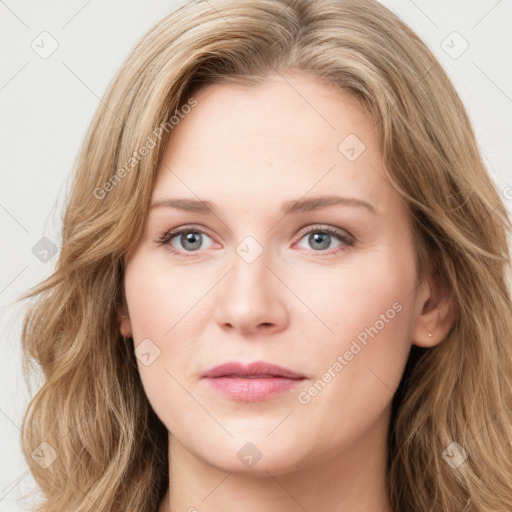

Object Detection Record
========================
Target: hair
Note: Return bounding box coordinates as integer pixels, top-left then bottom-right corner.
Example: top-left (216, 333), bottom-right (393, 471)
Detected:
top-left (17, 0), bottom-right (512, 510)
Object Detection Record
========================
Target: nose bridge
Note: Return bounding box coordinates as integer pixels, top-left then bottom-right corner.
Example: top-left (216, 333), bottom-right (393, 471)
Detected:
top-left (229, 235), bottom-right (273, 300)
top-left (212, 234), bottom-right (288, 333)
top-left (235, 233), bottom-right (268, 275)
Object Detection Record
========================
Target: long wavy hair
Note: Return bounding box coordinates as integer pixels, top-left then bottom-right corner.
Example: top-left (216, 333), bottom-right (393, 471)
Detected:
top-left (18, 0), bottom-right (512, 510)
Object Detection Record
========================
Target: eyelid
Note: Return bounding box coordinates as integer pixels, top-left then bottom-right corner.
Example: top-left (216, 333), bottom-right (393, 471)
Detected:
top-left (158, 223), bottom-right (213, 239)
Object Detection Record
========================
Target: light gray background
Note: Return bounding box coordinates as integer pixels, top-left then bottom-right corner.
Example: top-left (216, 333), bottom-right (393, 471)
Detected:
top-left (1, 0), bottom-right (511, 510)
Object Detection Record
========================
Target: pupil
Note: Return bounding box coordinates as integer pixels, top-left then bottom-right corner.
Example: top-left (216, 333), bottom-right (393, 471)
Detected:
top-left (182, 232), bottom-right (202, 250)
top-left (310, 232), bottom-right (330, 250)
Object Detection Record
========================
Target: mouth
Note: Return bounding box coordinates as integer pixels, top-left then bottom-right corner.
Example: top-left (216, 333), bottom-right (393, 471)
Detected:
top-left (201, 361), bottom-right (307, 402)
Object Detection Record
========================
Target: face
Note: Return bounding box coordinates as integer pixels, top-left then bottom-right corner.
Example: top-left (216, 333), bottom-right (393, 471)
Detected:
top-left (120, 72), bottom-right (429, 475)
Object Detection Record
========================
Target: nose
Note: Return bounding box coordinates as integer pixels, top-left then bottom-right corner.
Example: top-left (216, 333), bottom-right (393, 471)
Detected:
top-left (212, 243), bottom-right (289, 336)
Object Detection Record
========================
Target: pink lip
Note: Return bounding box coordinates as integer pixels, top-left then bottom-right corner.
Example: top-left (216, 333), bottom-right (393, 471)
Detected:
top-left (201, 361), bottom-right (306, 402)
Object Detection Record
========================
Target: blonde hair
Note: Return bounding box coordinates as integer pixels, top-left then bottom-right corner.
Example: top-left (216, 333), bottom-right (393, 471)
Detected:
top-left (18, 0), bottom-right (512, 510)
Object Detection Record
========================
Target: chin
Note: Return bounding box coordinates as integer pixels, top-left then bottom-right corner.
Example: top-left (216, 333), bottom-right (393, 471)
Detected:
top-left (198, 439), bottom-right (310, 477)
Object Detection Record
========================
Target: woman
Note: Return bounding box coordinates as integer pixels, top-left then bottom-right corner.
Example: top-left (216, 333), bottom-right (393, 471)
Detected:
top-left (19, 0), bottom-right (512, 510)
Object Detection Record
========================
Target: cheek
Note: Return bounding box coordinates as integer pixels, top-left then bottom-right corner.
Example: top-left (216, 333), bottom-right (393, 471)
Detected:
top-left (123, 256), bottom-right (212, 432)
top-left (293, 251), bottom-right (415, 427)
top-left (292, 249), bottom-right (414, 344)
top-left (124, 255), bottom-right (206, 340)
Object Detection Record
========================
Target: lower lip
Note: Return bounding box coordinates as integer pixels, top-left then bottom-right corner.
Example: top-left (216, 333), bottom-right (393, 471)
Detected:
top-left (203, 376), bottom-right (305, 402)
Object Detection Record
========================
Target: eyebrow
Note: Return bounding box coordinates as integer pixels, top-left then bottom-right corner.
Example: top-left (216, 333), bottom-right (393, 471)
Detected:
top-left (149, 195), bottom-right (377, 215)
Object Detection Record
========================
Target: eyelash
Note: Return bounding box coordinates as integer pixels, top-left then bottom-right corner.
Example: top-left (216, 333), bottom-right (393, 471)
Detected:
top-left (154, 224), bottom-right (356, 258)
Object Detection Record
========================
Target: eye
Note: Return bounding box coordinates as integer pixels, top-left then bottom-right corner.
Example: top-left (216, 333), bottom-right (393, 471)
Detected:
top-left (155, 225), bottom-right (215, 256)
top-left (155, 223), bottom-right (356, 257)
top-left (294, 224), bottom-right (355, 254)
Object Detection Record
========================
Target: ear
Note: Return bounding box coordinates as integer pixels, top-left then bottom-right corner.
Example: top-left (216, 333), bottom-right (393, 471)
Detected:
top-left (411, 270), bottom-right (457, 348)
top-left (117, 302), bottom-right (133, 339)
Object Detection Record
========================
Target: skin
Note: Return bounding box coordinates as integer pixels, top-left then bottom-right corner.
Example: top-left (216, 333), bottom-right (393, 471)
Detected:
top-left (119, 72), bottom-right (454, 512)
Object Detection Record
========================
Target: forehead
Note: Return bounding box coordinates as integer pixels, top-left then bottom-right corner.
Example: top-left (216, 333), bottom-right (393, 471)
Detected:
top-left (151, 73), bottom-right (398, 217)
top-left (166, 73), bottom-right (375, 156)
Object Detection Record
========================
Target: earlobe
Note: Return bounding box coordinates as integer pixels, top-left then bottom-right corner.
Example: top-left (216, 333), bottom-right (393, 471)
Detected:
top-left (413, 319), bottom-right (444, 348)
top-left (117, 305), bottom-right (133, 338)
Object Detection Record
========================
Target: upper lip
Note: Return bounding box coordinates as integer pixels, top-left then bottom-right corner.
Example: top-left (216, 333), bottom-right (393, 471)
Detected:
top-left (201, 361), bottom-right (305, 379)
